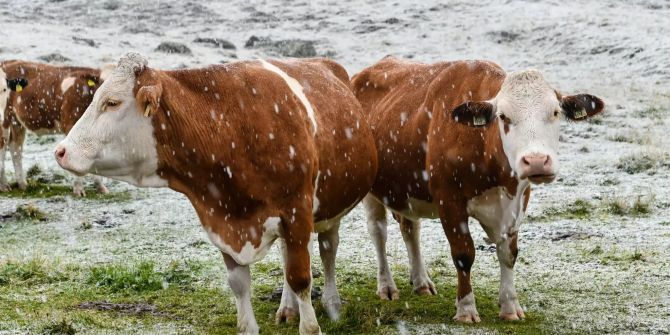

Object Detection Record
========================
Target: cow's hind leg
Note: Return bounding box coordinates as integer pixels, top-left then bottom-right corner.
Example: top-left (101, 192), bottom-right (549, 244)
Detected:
top-left (8, 123), bottom-right (26, 191)
top-left (362, 194), bottom-right (399, 300)
top-left (276, 239), bottom-right (299, 323)
top-left (396, 215), bottom-right (436, 296)
top-left (93, 175), bottom-right (109, 194)
top-left (497, 232), bottom-right (524, 320)
top-left (222, 252), bottom-right (259, 335)
top-left (318, 221), bottom-right (341, 320)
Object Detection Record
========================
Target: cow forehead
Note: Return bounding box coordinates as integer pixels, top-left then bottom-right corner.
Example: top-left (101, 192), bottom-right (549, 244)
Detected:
top-left (497, 70), bottom-right (558, 114)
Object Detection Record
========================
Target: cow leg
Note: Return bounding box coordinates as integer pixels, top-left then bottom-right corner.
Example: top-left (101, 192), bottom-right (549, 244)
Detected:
top-left (283, 210), bottom-right (321, 335)
top-left (497, 232), bottom-right (524, 320)
top-left (72, 176), bottom-right (86, 197)
top-left (439, 201), bottom-right (480, 323)
top-left (8, 123), bottom-right (26, 191)
top-left (397, 216), bottom-right (436, 296)
top-left (318, 222), bottom-right (341, 320)
top-left (276, 238), bottom-right (299, 323)
top-left (0, 125), bottom-right (9, 191)
top-left (222, 252), bottom-right (259, 335)
top-left (362, 194), bottom-right (399, 300)
top-left (93, 175), bottom-right (109, 194)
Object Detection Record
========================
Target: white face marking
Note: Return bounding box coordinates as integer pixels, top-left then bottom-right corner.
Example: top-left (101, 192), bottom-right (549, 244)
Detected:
top-left (0, 68), bottom-right (9, 122)
top-left (259, 60), bottom-right (318, 134)
top-left (56, 53), bottom-right (166, 187)
top-left (206, 216), bottom-right (281, 265)
top-left (60, 76), bottom-right (76, 93)
top-left (495, 70), bottom-right (561, 178)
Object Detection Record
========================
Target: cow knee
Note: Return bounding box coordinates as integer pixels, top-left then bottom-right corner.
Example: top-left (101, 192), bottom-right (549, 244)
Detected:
top-left (287, 267), bottom-right (312, 295)
top-left (453, 251), bottom-right (475, 272)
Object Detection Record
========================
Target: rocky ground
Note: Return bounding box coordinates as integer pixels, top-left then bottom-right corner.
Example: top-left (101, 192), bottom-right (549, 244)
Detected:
top-left (0, 0), bottom-right (669, 334)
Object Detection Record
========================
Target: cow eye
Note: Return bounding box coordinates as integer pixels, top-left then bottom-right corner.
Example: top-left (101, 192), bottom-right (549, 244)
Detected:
top-left (106, 100), bottom-right (120, 109)
top-left (499, 113), bottom-right (510, 123)
top-left (553, 110), bottom-right (560, 118)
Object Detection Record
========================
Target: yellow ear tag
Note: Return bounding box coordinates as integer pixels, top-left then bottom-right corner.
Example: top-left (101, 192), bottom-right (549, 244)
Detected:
top-left (16, 84), bottom-right (23, 93)
top-left (144, 105), bottom-right (152, 117)
top-left (574, 109), bottom-right (587, 119)
top-left (87, 79), bottom-right (96, 87)
top-left (473, 115), bottom-right (486, 126)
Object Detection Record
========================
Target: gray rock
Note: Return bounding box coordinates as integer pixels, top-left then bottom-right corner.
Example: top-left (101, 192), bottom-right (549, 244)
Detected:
top-left (102, 0), bottom-right (120, 10)
top-left (155, 42), bottom-right (192, 55)
top-left (245, 36), bottom-right (317, 58)
top-left (38, 53), bottom-right (71, 63)
top-left (486, 30), bottom-right (521, 44)
top-left (72, 36), bottom-right (97, 47)
top-left (193, 37), bottom-right (236, 50)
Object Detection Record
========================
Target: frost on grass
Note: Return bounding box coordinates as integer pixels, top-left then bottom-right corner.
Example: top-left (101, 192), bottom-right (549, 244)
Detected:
top-left (616, 150), bottom-right (669, 174)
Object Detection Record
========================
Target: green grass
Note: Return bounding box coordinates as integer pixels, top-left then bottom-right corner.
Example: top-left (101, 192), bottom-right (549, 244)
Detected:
top-left (526, 199), bottom-right (593, 222)
top-left (0, 258), bottom-right (548, 335)
top-left (0, 179), bottom-right (132, 202)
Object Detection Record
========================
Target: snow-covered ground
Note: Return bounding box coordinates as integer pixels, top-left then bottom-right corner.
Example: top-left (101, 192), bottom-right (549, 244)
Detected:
top-left (1, 0), bottom-right (669, 334)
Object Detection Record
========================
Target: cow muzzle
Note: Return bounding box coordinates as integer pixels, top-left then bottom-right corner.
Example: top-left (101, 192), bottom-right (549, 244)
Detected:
top-left (54, 142), bottom-right (88, 176)
top-left (519, 154), bottom-right (555, 184)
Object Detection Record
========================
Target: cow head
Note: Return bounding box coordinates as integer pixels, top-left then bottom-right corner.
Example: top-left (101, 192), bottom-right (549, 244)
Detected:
top-left (452, 70), bottom-right (604, 184)
top-left (1, 67), bottom-right (29, 116)
top-left (55, 52), bottom-right (166, 187)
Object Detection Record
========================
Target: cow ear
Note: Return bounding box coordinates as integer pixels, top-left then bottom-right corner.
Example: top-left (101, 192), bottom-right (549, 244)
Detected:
top-left (6, 78), bottom-right (28, 92)
top-left (136, 84), bottom-right (162, 117)
top-left (560, 94), bottom-right (604, 121)
top-left (451, 101), bottom-right (495, 127)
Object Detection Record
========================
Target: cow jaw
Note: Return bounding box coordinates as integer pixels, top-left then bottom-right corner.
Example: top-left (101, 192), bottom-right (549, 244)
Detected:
top-left (495, 70), bottom-right (560, 184)
top-left (56, 53), bottom-right (166, 187)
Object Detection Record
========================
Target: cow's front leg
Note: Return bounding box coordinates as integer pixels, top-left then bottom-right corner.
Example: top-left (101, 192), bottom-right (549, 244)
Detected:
top-left (439, 201), bottom-right (480, 323)
top-left (0, 125), bottom-right (9, 192)
top-left (397, 216), bottom-right (436, 296)
top-left (222, 252), bottom-right (259, 335)
top-left (497, 232), bottom-right (525, 320)
top-left (93, 175), bottom-right (109, 194)
top-left (8, 123), bottom-right (26, 191)
top-left (283, 210), bottom-right (321, 335)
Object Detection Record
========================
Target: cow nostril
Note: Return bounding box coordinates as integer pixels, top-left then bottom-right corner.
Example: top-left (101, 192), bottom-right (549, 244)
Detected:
top-left (544, 155), bottom-right (552, 167)
top-left (55, 147), bottom-right (66, 160)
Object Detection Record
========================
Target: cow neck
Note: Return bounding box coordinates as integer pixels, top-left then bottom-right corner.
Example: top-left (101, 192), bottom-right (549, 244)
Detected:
top-left (145, 69), bottom-right (262, 220)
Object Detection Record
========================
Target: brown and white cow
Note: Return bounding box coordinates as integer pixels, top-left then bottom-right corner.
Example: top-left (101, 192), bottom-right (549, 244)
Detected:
top-left (352, 57), bottom-right (604, 322)
top-left (55, 52), bottom-right (377, 334)
top-left (0, 60), bottom-right (113, 195)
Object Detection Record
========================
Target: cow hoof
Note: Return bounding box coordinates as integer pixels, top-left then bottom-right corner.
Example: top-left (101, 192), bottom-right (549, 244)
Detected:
top-left (453, 312), bottom-right (481, 323)
top-left (97, 184), bottom-right (110, 195)
top-left (299, 322), bottom-right (321, 335)
top-left (499, 299), bottom-right (525, 320)
top-left (275, 306), bottom-right (298, 324)
top-left (414, 279), bottom-right (437, 296)
top-left (377, 284), bottom-right (400, 301)
top-left (321, 295), bottom-right (342, 320)
top-left (73, 187), bottom-right (86, 197)
top-left (0, 183), bottom-right (11, 192)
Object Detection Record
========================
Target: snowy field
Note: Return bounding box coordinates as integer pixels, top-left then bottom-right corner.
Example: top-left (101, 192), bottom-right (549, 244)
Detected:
top-left (1, 0), bottom-right (669, 334)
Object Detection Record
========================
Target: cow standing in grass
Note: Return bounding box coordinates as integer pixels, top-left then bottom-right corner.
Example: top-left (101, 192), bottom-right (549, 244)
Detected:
top-left (0, 60), bottom-right (112, 195)
top-left (352, 57), bottom-right (603, 322)
top-left (55, 52), bottom-right (377, 335)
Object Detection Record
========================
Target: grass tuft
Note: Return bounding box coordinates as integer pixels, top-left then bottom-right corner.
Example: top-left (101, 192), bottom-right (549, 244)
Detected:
top-left (616, 150), bottom-right (668, 174)
top-left (39, 319), bottom-right (77, 335)
top-left (15, 203), bottom-right (49, 222)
